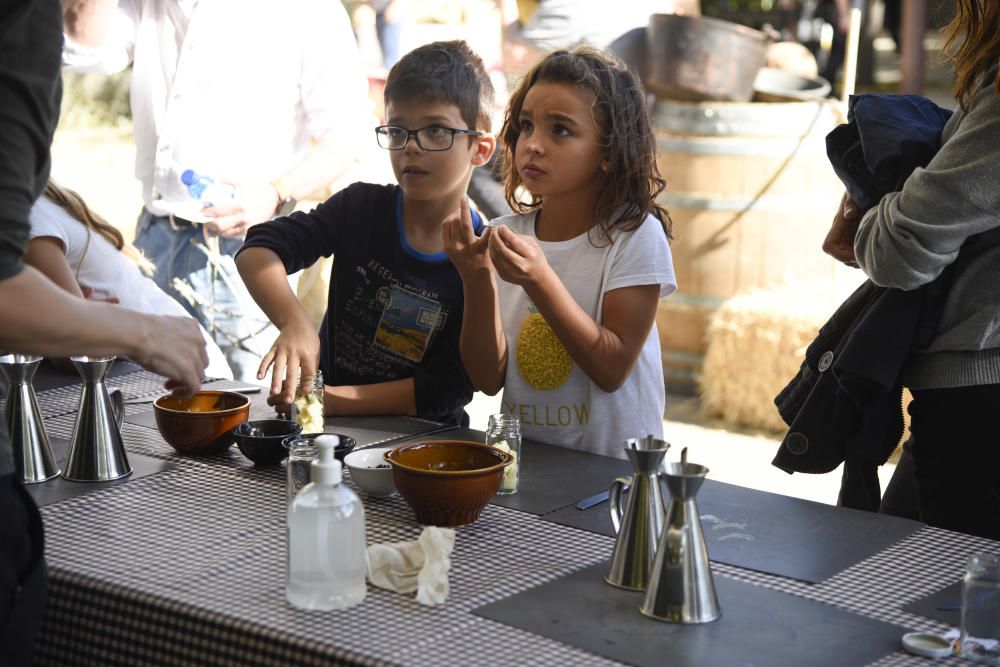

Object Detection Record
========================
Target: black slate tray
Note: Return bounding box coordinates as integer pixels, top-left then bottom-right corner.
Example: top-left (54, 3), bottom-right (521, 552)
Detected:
top-left (902, 581), bottom-right (962, 627)
top-left (388, 427), bottom-right (633, 516)
top-left (24, 437), bottom-right (175, 507)
top-left (473, 562), bottom-right (909, 667)
top-left (541, 478), bottom-right (925, 584)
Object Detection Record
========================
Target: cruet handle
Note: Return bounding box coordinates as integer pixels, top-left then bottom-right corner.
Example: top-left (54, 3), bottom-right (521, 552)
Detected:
top-left (608, 476), bottom-right (631, 535)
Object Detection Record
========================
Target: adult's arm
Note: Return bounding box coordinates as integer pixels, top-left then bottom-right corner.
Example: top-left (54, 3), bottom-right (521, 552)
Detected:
top-left (0, 266), bottom-right (207, 394)
top-left (854, 87), bottom-right (1000, 290)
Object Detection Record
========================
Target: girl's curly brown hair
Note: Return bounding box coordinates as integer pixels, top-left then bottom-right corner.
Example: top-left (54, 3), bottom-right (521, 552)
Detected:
top-left (499, 47), bottom-right (672, 243)
top-left (943, 0), bottom-right (1000, 111)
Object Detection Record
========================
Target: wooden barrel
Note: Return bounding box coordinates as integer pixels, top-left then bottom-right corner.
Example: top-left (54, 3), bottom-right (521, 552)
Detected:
top-left (654, 99), bottom-right (856, 394)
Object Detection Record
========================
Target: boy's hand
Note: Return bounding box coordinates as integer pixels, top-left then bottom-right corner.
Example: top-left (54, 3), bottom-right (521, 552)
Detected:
top-left (822, 192), bottom-right (861, 268)
top-left (257, 320), bottom-right (320, 410)
top-left (488, 224), bottom-right (553, 288)
top-left (442, 197), bottom-right (493, 277)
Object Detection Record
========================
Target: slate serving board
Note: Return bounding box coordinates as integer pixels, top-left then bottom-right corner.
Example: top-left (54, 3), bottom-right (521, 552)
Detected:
top-left (24, 437), bottom-right (175, 507)
top-left (474, 562), bottom-right (908, 667)
top-left (901, 581), bottom-right (962, 627)
top-left (387, 427), bottom-right (632, 516)
top-left (541, 478), bottom-right (925, 584)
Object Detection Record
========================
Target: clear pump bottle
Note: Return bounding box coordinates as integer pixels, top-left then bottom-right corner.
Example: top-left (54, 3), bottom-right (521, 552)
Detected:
top-left (286, 435), bottom-right (367, 610)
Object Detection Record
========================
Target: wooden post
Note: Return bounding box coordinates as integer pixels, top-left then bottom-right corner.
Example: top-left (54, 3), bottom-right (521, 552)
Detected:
top-left (900, 0), bottom-right (927, 94)
top-left (841, 6), bottom-right (863, 102)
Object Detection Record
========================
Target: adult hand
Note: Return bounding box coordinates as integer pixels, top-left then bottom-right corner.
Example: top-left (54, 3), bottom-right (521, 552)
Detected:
top-left (488, 224), bottom-right (553, 288)
top-left (257, 319), bottom-right (321, 412)
top-left (822, 192), bottom-right (862, 268)
top-left (202, 182), bottom-right (280, 238)
top-left (442, 197), bottom-right (493, 278)
top-left (132, 314), bottom-right (209, 397)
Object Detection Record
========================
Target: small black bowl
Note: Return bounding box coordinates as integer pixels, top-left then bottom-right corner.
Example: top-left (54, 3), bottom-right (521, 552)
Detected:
top-left (281, 432), bottom-right (357, 462)
top-left (233, 419), bottom-right (303, 465)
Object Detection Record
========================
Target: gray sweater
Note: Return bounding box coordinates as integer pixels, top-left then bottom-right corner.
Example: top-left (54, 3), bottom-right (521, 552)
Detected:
top-left (855, 80), bottom-right (1000, 390)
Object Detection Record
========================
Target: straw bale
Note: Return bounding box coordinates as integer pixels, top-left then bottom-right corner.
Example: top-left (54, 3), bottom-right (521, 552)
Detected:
top-left (699, 281), bottom-right (855, 433)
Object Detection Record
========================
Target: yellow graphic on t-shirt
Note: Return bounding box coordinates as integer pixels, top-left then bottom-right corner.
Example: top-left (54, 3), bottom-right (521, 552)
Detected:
top-left (516, 311), bottom-right (572, 390)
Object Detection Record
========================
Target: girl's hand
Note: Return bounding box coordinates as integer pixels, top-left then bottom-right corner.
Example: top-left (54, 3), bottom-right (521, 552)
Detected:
top-left (488, 224), bottom-right (552, 288)
top-left (822, 192), bottom-right (861, 268)
top-left (257, 319), bottom-right (321, 411)
top-left (442, 197), bottom-right (493, 278)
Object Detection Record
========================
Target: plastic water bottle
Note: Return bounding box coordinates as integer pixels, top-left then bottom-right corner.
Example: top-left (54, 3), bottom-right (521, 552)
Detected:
top-left (286, 435), bottom-right (367, 610)
top-left (180, 169), bottom-right (234, 207)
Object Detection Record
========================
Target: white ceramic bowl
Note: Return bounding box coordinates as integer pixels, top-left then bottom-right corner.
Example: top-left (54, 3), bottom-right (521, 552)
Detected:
top-left (344, 447), bottom-right (396, 497)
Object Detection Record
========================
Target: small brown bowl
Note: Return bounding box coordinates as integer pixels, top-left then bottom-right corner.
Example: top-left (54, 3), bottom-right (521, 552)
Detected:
top-left (153, 390), bottom-right (251, 455)
top-left (384, 440), bottom-right (513, 527)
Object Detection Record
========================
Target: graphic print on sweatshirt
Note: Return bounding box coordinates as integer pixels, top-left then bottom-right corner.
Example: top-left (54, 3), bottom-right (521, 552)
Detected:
top-left (373, 284), bottom-right (445, 363)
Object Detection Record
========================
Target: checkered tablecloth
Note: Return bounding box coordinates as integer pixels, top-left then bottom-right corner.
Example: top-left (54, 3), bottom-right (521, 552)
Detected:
top-left (27, 371), bottom-right (999, 666)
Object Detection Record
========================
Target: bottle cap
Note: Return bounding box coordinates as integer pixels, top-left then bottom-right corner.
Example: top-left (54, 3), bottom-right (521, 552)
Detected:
top-left (901, 632), bottom-right (952, 658)
top-left (312, 435), bottom-right (342, 485)
top-left (180, 169), bottom-right (197, 185)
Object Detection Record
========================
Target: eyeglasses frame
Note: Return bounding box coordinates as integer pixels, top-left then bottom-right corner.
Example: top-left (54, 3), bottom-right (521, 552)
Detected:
top-left (374, 124), bottom-right (484, 152)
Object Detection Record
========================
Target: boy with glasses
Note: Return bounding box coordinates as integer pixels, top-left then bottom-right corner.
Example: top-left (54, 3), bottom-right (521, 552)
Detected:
top-left (237, 41), bottom-right (495, 426)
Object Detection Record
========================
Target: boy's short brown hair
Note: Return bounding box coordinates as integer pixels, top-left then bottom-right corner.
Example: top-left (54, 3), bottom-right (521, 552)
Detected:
top-left (384, 40), bottom-right (494, 132)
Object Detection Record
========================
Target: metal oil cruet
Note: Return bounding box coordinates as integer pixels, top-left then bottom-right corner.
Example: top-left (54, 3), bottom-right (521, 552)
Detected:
top-left (0, 353), bottom-right (61, 483)
top-left (62, 355), bottom-right (131, 482)
top-left (605, 435), bottom-right (670, 591)
top-left (640, 449), bottom-right (721, 624)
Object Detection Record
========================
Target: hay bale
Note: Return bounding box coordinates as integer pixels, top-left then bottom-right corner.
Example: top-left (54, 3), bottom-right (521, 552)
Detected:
top-left (698, 280), bottom-right (858, 433)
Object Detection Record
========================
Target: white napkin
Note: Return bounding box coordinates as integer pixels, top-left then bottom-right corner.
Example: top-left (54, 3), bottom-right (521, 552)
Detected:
top-left (365, 526), bottom-right (456, 605)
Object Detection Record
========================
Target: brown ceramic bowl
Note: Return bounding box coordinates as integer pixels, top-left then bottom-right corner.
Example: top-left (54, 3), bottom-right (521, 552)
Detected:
top-left (153, 390), bottom-right (251, 455)
top-left (384, 440), bottom-right (513, 527)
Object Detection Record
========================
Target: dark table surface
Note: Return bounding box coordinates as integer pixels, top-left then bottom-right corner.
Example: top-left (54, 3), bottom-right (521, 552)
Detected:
top-left (18, 369), bottom-right (998, 666)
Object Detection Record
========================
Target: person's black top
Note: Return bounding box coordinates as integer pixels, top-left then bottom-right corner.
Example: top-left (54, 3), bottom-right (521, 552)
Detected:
top-left (0, 0), bottom-right (64, 475)
top-left (241, 183), bottom-right (481, 425)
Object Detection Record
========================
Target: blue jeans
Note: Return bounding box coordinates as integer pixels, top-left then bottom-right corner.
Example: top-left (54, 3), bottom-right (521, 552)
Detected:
top-left (134, 210), bottom-right (277, 382)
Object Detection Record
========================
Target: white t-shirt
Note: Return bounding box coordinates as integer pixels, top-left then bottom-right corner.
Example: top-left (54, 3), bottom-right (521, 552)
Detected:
top-left (29, 196), bottom-right (233, 379)
top-left (492, 211), bottom-right (677, 458)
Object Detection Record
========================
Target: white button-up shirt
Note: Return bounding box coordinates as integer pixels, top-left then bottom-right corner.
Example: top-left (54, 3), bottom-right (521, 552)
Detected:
top-left (64, 0), bottom-right (372, 219)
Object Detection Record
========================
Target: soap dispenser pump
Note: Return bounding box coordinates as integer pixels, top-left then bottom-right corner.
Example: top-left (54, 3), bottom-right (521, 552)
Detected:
top-left (287, 435), bottom-right (367, 610)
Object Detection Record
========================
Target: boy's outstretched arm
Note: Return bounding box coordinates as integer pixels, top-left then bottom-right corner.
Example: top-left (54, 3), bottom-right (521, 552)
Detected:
top-left (489, 225), bottom-right (659, 393)
top-left (235, 246), bottom-right (320, 406)
top-left (442, 199), bottom-right (507, 395)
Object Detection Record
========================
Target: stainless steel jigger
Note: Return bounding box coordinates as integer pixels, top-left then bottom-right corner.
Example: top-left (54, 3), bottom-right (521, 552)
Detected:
top-left (0, 354), bottom-right (61, 483)
top-left (640, 460), bottom-right (721, 624)
top-left (605, 435), bottom-right (670, 590)
top-left (63, 356), bottom-right (131, 482)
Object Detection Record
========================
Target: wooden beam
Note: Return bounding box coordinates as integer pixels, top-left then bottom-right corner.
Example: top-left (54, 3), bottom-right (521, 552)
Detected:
top-left (900, 0), bottom-right (927, 94)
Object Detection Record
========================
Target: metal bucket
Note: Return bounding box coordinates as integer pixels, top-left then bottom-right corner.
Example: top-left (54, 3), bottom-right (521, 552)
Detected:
top-left (645, 13), bottom-right (768, 102)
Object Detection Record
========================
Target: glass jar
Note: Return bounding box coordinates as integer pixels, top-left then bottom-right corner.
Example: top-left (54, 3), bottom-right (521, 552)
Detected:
top-left (293, 370), bottom-right (325, 434)
top-left (285, 435), bottom-right (318, 503)
top-left (486, 413), bottom-right (521, 495)
top-left (961, 553), bottom-right (1000, 664)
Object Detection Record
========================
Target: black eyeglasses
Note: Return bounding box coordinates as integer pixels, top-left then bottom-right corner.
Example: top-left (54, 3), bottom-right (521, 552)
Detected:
top-left (375, 125), bottom-right (483, 151)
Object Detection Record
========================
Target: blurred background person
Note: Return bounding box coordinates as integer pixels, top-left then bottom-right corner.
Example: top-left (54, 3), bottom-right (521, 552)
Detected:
top-left (26, 180), bottom-right (232, 379)
top-left (61, 0), bottom-right (373, 382)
